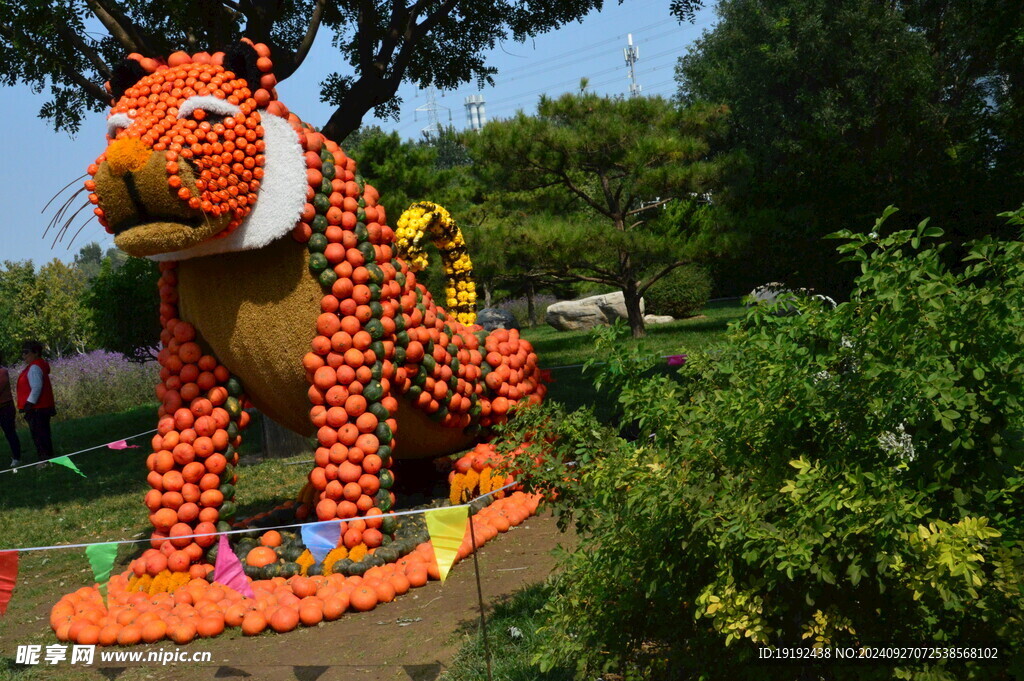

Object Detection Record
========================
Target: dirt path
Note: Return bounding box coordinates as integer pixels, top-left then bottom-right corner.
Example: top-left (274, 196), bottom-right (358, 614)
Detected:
top-left (80, 512), bottom-right (573, 681)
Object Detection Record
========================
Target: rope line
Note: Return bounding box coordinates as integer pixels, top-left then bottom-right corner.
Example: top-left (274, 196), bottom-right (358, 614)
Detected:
top-left (0, 481), bottom-right (520, 554)
top-left (0, 429), bottom-right (156, 475)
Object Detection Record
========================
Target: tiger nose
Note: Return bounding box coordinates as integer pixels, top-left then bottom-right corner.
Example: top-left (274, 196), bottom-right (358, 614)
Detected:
top-left (106, 137), bottom-right (152, 176)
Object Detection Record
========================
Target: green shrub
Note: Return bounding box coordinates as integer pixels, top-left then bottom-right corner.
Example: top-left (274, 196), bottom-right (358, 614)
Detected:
top-left (644, 265), bottom-right (712, 318)
top-left (499, 207), bottom-right (1024, 680)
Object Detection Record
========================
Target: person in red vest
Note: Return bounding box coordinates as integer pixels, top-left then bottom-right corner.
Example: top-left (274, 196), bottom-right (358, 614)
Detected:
top-left (16, 340), bottom-right (56, 462)
top-left (0, 350), bottom-right (23, 468)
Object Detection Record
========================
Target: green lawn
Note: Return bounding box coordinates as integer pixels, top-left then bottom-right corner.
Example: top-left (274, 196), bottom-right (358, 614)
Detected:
top-left (521, 299), bottom-right (745, 414)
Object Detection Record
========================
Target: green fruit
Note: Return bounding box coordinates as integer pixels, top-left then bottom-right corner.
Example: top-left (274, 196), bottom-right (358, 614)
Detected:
top-left (307, 233), bottom-right (328, 253)
top-left (354, 223), bottom-right (369, 241)
top-left (393, 347), bottom-right (406, 365)
top-left (422, 355), bottom-right (436, 373)
top-left (358, 197), bottom-right (366, 208)
top-left (319, 268), bottom-right (338, 288)
top-left (366, 264), bottom-right (384, 285)
top-left (362, 380), bottom-right (384, 402)
top-left (226, 377), bottom-right (243, 397)
top-left (375, 489), bottom-right (393, 512)
top-left (412, 369), bottom-right (427, 387)
top-left (407, 385), bottom-right (422, 399)
top-left (430, 406), bottom-right (449, 422)
top-left (394, 313), bottom-right (406, 331)
top-left (366, 319), bottom-right (384, 340)
top-left (396, 331), bottom-right (410, 346)
top-left (308, 252), bottom-right (328, 273)
top-left (357, 209), bottom-right (367, 223)
top-left (322, 162), bottom-right (335, 180)
top-left (379, 468), bottom-right (394, 489)
top-left (216, 521), bottom-right (232, 533)
top-left (451, 357), bottom-right (460, 374)
top-left (226, 397), bottom-right (242, 419)
top-left (321, 178), bottom-right (333, 195)
top-left (313, 193), bottom-right (330, 214)
top-left (381, 515), bottom-right (397, 535)
top-left (370, 341), bottom-right (385, 359)
top-left (375, 422), bottom-right (393, 443)
top-left (370, 363), bottom-right (383, 380)
top-left (311, 214), bottom-right (328, 233)
top-left (396, 272), bottom-right (406, 287)
top-left (369, 402), bottom-right (390, 421)
top-left (358, 241), bottom-right (375, 262)
top-left (368, 285), bottom-right (381, 302)
top-left (219, 483), bottom-right (235, 499)
top-left (220, 501), bottom-right (237, 519)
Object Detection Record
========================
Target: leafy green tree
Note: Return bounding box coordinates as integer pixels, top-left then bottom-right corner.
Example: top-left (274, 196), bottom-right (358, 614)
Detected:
top-left (73, 242), bottom-right (104, 280)
top-left (0, 0), bottom-right (701, 138)
top-left (502, 207), bottom-right (1024, 678)
top-left (86, 255), bottom-right (161, 362)
top-left (675, 0), bottom-right (1024, 293)
top-left (468, 94), bottom-right (729, 337)
top-left (0, 260), bottom-right (95, 358)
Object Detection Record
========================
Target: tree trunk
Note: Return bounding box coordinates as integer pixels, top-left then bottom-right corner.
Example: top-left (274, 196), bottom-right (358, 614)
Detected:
top-left (623, 281), bottom-right (646, 338)
top-left (260, 414), bottom-right (309, 460)
top-left (483, 283), bottom-right (492, 309)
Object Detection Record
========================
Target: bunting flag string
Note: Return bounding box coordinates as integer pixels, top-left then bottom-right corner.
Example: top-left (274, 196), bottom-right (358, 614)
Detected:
top-left (0, 428), bottom-right (154, 475)
top-left (424, 506), bottom-right (470, 583)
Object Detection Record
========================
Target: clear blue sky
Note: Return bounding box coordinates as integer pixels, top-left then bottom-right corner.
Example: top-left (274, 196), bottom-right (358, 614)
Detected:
top-left (0, 0), bottom-right (716, 266)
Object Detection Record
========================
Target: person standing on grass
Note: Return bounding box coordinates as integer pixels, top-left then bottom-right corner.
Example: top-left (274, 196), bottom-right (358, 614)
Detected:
top-left (16, 341), bottom-right (56, 462)
top-left (0, 350), bottom-right (23, 468)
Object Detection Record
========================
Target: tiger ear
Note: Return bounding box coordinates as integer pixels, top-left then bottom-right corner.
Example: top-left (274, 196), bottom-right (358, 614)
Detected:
top-left (110, 59), bottom-right (149, 101)
top-left (223, 41), bottom-right (263, 94)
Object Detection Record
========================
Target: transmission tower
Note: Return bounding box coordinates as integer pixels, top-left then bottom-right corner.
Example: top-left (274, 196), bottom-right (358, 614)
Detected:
top-left (623, 33), bottom-right (641, 97)
top-left (414, 87), bottom-right (450, 137)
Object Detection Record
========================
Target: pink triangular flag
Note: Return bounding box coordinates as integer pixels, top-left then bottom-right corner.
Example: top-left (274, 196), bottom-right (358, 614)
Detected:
top-left (213, 534), bottom-right (254, 599)
top-left (0, 551), bottom-right (18, 616)
top-left (107, 440), bottom-right (139, 450)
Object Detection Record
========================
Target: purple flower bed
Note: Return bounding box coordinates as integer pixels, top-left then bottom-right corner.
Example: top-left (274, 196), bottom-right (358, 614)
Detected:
top-left (8, 350), bottom-right (159, 422)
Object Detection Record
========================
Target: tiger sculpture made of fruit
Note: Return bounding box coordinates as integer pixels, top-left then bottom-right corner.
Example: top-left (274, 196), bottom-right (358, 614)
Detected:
top-left (85, 40), bottom-right (545, 569)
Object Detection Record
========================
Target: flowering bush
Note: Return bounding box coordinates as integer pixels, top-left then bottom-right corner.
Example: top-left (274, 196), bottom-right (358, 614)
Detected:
top-left (9, 350), bottom-right (159, 422)
top-left (501, 208), bottom-right (1024, 679)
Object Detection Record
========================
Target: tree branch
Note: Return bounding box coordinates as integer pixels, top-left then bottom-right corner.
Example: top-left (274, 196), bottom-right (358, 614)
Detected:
top-left (56, 25), bottom-right (112, 80)
top-left (85, 0), bottom-right (151, 53)
top-left (625, 197), bottom-right (673, 217)
top-left (357, 0), bottom-right (377, 73)
top-left (0, 23), bottom-right (110, 105)
top-left (289, 0), bottom-right (326, 75)
top-left (638, 259), bottom-right (691, 297)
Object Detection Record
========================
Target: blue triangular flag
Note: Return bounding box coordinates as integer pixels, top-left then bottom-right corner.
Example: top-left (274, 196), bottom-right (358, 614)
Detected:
top-left (300, 521), bottom-right (341, 563)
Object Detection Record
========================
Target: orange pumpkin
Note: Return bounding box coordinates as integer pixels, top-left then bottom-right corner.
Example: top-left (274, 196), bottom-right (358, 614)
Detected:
top-left (246, 546), bottom-right (278, 567)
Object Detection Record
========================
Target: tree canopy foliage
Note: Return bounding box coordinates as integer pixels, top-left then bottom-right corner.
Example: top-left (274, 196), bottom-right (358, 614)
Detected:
top-left (675, 0), bottom-right (1024, 293)
top-left (467, 93), bottom-right (730, 336)
top-left (1, 0), bottom-right (697, 139)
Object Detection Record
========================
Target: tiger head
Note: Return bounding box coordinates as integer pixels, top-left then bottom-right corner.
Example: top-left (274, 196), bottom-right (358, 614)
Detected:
top-left (89, 41), bottom-right (307, 260)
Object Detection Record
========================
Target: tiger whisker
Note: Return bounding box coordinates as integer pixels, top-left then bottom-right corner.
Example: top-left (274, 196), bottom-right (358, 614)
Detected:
top-left (44, 188), bottom-right (88, 238)
top-left (51, 202), bottom-right (92, 248)
top-left (41, 174), bottom-right (89, 214)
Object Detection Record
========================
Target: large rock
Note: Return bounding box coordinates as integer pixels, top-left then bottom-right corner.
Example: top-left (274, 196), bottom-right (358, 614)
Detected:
top-left (644, 314), bottom-right (675, 325)
top-left (476, 307), bottom-right (517, 331)
top-left (545, 291), bottom-right (644, 331)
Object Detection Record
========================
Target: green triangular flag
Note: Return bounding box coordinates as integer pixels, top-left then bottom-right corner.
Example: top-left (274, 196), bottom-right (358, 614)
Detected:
top-left (85, 543), bottom-right (118, 605)
top-left (51, 456), bottom-right (86, 477)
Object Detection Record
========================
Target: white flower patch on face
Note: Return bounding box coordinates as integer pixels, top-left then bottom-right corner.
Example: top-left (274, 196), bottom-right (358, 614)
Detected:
top-left (176, 95), bottom-right (242, 120)
top-left (106, 113), bottom-right (133, 138)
